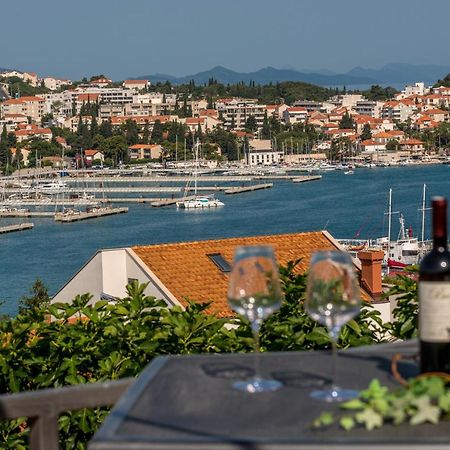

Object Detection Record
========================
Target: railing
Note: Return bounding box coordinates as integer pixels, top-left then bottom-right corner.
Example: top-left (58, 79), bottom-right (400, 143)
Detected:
top-left (0, 378), bottom-right (133, 450)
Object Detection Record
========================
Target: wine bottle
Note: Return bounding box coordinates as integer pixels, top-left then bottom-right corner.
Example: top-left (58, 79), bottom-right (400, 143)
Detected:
top-left (419, 197), bottom-right (450, 373)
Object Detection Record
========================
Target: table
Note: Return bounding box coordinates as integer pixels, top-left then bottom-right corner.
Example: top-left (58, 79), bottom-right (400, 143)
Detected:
top-left (89, 340), bottom-right (450, 449)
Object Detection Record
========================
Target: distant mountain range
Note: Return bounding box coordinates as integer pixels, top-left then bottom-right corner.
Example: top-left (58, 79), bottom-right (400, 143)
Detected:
top-left (137, 63), bottom-right (450, 88)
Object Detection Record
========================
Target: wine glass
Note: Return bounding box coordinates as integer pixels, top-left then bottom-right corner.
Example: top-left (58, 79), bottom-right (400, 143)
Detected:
top-left (227, 245), bottom-right (284, 393)
top-left (305, 250), bottom-right (361, 402)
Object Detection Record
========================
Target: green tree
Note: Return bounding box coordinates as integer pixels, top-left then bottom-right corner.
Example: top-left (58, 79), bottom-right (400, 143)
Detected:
top-left (361, 123), bottom-right (372, 141)
top-left (102, 135), bottom-right (128, 165)
top-left (18, 279), bottom-right (50, 316)
top-left (261, 111), bottom-right (271, 139)
top-left (124, 119), bottom-right (139, 146)
top-left (386, 139), bottom-right (399, 152)
top-left (0, 125), bottom-right (10, 170)
top-left (99, 118), bottom-right (113, 138)
top-left (339, 112), bottom-right (355, 130)
top-left (151, 120), bottom-right (163, 144)
top-left (142, 122), bottom-right (150, 144)
top-left (245, 115), bottom-right (258, 132)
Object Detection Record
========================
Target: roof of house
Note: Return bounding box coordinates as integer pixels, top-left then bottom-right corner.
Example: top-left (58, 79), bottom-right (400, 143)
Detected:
top-left (84, 149), bottom-right (104, 156)
top-left (131, 231), bottom-right (367, 317)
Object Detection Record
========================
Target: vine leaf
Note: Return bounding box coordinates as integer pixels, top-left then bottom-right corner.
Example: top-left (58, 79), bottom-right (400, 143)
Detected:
top-left (410, 396), bottom-right (440, 425)
top-left (355, 407), bottom-right (383, 430)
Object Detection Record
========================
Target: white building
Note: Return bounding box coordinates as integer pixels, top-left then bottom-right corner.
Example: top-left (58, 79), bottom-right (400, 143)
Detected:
top-left (246, 139), bottom-right (283, 166)
top-left (283, 107), bottom-right (308, 125)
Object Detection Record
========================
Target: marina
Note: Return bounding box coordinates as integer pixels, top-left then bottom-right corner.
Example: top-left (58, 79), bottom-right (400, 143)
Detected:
top-left (0, 164), bottom-right (449, 316)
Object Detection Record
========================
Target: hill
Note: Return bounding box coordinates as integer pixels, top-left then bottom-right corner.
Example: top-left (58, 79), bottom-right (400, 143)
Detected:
top-left (138, 65), bottom-right (377, 87)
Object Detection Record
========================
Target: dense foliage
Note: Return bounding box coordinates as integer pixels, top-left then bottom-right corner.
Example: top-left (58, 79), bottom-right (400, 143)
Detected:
top-left (0, 263), bottom-right (417, 448)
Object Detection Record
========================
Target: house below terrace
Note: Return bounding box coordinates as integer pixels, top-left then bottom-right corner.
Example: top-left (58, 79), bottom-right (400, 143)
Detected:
top-left (52, 231), bottom-right (391, 321)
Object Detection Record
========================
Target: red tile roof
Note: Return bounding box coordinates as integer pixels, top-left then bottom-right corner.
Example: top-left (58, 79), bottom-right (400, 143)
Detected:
top-left (132, 231), bottom-right (371, 317)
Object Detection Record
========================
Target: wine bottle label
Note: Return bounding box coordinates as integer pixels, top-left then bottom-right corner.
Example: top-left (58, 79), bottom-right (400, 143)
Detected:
top-left (420, 282), bottom-right (450, 342)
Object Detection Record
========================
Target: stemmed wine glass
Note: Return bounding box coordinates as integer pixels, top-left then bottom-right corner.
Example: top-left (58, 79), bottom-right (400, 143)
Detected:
top-left (305, 251), bottom-right (361, 402)
top-left (227, 245), bottom-right (284, 393)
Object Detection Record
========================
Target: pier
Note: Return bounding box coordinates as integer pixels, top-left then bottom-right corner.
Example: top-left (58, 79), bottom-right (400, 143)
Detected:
top-left (224, 183), bottom-right (273, 195)
top-left (150, 196), bottom-right (199, 207)
top-left (54, 207), bottom-right (129, 222)
top-left (0, 223), bottom-right (34, 234)
top-left (0, 211), bottom-right (54, 218)
top-left (291, 175), bottom-right (322, 183)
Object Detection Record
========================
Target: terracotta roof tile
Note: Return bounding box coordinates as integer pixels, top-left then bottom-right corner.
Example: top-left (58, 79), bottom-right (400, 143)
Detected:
top-left (132, 231), bottom-right (369, 317)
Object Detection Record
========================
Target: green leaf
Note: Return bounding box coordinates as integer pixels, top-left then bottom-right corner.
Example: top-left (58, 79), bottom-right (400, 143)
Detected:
top-left (339, 416), bottom-right (355, 431)
top-left (313, 412), bottom-right (334, 428)
top-left (356, 407), bottom-right (383, 430)
top-left (341, 399), bottom-right (366, 410)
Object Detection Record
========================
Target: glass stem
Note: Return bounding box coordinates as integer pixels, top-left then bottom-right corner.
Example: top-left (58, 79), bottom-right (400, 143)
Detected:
top-left (329, 325), bottom-right (340, 395)
top-left (251, 319), bottom-right (262, 380)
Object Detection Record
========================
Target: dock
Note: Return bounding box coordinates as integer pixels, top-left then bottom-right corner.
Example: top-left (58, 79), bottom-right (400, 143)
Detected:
top-left (151, 196), bottom-right (197, 208)
top-left (0, 211), bottom-right (54, 217)
top-left (100, 197), bottom-right (163, 203)
top-left (224, 183), bottom-right (273, 195)
top-left (0, 223), bottom-right (34, 234)
top-left (54, 207), bottom-right (129, 222)
top-left (291, 175), bottom-right (322, 183)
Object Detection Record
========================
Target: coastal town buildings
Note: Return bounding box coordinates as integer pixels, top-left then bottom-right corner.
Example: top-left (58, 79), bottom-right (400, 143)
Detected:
top-left (0, 67), bottom-right (449, 168)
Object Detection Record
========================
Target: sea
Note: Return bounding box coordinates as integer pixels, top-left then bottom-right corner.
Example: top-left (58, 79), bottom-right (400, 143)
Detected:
top-left (1, 164), bottom-right (449, 316)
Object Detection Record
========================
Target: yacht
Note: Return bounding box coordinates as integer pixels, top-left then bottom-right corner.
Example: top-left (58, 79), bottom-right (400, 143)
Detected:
top-left (177, 196), bottom-right (224, 209)
top-left (177, 140), bottom-right (225, 210)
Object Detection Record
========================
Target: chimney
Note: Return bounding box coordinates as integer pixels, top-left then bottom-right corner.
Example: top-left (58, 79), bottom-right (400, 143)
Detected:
top-left (357, 250), bottom-right (384, 297)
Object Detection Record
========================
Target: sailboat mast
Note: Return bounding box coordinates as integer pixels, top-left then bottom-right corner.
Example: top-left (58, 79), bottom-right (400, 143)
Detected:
top-left (421, 183), bottom-right (426, 245)
top-left (387, 188), bottom-right (392, 245)
top-left (194, 139), bottom-right (199, 196)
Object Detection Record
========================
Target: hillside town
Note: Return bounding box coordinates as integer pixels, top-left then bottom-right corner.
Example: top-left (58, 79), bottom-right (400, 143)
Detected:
top-left (1, 69), bottom-right (450, 171)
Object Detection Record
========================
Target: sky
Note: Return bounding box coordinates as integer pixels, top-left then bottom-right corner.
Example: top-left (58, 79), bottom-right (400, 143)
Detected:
top-left (0, 0), bottom-right (449, 81)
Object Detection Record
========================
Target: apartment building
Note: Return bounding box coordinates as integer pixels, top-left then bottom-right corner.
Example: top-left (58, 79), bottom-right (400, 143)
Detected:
top-left (216, 99), bottom-right (266, 130)
top-left (352, 100), bottom-right (384, 118)
top-left (1, 96), bottom-right (45, 123)
top-left (381, 100), bottom-right (415, 122)
top-left (282, 107), bottom-right (308, 125)
top-left (128, 144), bottom-right (163, 160)
top-left (42, 77), bottom-right (72, 91)
top-left (14, 124), bottom-right (52, 143)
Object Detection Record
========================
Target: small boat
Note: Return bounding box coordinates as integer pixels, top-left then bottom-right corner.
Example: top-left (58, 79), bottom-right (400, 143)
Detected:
top-left (344, 170), bottom-right (354, 175)
top-left (177, 140), bottom-right (225, 210)
top-left (177, 196), bottom-right (224, 209)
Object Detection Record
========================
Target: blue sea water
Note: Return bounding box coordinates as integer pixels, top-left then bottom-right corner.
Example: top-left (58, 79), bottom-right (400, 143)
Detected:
top-left (1, 164), bottom-right (449, 316)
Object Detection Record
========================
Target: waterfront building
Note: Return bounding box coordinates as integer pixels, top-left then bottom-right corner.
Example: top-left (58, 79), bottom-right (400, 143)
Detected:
top-left (84, 149), bottom-right (105, 166)
top-left (246, 139), bottom-right (283, 166)
top-left (128, 144), bottom-right (163, 160)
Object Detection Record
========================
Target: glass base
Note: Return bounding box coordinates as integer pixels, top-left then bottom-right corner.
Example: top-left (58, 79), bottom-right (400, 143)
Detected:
top-left (232, 377), bottom-right (282, 393)
top-left (310, 387), bottom-right (359, 403)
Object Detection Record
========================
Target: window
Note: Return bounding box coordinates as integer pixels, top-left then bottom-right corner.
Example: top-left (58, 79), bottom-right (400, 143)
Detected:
top-left (207, 253), bottom-right (232, 273)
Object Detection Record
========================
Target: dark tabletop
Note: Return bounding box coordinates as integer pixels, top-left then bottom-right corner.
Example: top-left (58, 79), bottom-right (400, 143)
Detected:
top-left (89, 340), bottom-right (450, 449)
